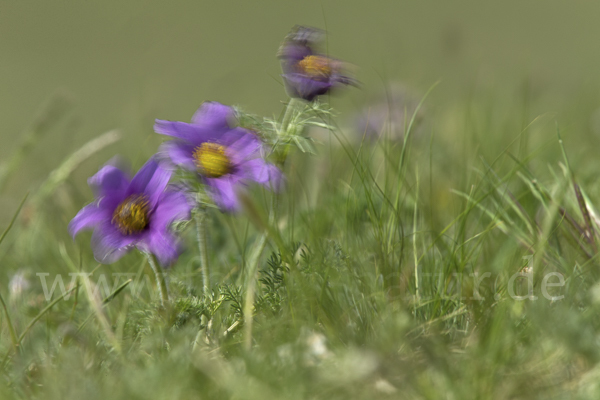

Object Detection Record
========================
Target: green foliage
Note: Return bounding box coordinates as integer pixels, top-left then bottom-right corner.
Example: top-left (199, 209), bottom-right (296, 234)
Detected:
top-left (5, 84), bottom-right (600, 399)
top-left (256, 251), bottom-right (287, 315)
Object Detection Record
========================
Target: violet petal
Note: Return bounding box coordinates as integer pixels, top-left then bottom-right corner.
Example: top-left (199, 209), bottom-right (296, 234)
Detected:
top-left (151, 190), bottom-right (194, 231)
top-left (225, 129), bottom-right (262, 162)
top-left (282, 73), bottom-right (333, 101)
top-left (191, 101), bottom-right (235, 129)
top-left (241, 159), bottom-right (283, 191)
top-left (91, 222), bottom-right (137, 264)
top-left (154, 120), bottom-right (223, 146)
top-left (127, 158), bottom-right (172, 208)
top-left (137, 230), bottom-right (180, 267)
top-left (160, 140), bottom-right (197, 172)
top-left (68, 203), bottom-right (110, 238)
top-left (88, 164), bottom-right (130, 200)
top-left (206, 176), bottom-right (241, 212)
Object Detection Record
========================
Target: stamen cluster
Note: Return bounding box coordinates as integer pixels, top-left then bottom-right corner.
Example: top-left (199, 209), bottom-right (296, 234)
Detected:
top-left (297, 55), bottom-right (332, 80)
top-left (112, 195), bottom-right (150, 235)
top-left (193, 143), bottom-right (231, 178)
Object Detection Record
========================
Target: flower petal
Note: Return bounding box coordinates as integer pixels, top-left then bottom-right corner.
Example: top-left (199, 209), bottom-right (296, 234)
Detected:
top-left (191, 102), bottom-right (235, 128)
top-left (283, 26), bottom-right (324, 47)
top-left (90, 222), bottom-right (136, 264)
top-left (278, 42), bottom-right (313, 65)
top-left (127, 158), bottom-right (172, 208)
top-left (151, 190), bottom-right (193, 231)
top-left (68, 203), bottom-right (110, 238)
top-left (282, 73), bottom-right (333, 101)
top-left (333, 73), bottom-right (358, 87)
top-left (206, 176), bottom-right (241, 212)
top-left (137, 230), bottom-right (180, 267)
top-left (159, 140), bottom-right (197, 172)
top-left (224, 128), bottom-right (263, 162)
top-left (241, 159), bottom-right (283, 191)
top-left (154, 120), bottom-right (223, 145)
top-left (88, 164), bottom-right (130, 200)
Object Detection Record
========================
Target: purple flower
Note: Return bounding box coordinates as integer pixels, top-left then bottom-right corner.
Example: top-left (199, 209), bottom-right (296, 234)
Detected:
top-left (69, 157), bottom-right (193, 266)
top-left (154, 102), bottom-right (282, 212)
top-left (355, 83), bottom-right (425, 141)
top-left (278, 26), bottom-right (355, 102)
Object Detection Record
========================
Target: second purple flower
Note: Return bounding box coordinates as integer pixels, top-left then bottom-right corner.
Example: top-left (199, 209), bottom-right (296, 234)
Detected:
top-left (155, 102), bottom-right (282, 212)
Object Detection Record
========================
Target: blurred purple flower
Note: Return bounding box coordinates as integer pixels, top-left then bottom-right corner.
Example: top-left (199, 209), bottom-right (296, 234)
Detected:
top-left (69, 157), bottom-right (193, 266)
top-left (155, 102), bottom-right (282, 212)
top-left (355, 83), bottom-right (425, 141)
top-left (9, 271), bottom-right (30, 299)
top-left (278, 26), bottom-right (355, 102)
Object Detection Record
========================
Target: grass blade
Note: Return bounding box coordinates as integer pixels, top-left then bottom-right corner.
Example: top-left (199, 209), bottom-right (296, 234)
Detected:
top-left (0, 193), bottom-right (29, 348)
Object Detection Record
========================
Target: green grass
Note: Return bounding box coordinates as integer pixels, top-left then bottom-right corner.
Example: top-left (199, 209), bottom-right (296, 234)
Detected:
top-left (2, 84), bottom-right (600, 400)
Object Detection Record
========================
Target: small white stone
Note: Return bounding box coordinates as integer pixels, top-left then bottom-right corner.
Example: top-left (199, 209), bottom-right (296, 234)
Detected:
top-left (9, 271), bottom-right (30, 298)
top-left (374, 378), bottom-right (397, 394)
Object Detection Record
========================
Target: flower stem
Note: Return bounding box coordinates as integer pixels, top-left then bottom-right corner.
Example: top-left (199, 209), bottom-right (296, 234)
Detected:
top-left (195, 206), bottom-right (210, 295)
top-left (146, 253), bottom-right (168, 307)
top-left (281, 98), bottom-right (302, 133)
top-left (243, 98), bottom-right (300, 350)
top-left (278, 98), bottom-right (303, 163)
top-left (0, 290), bottom-right (18, 348)
top-left (243, 232), bottom-right (268, 351)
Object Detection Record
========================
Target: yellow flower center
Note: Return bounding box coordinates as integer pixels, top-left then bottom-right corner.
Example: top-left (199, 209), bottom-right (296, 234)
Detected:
top-left (193, 142), bottom-right (232, 178)
top-left (297, 55), bottom-right (332, 79)
top-left (112, 195), bottom-right (150, 235)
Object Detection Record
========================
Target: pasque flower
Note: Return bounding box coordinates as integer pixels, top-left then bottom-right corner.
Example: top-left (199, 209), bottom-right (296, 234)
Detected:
top-left (154, 102), bottom-right (282, 212)
top-left (278, 25), bottom-right (355, 101)
top-left (355, 83), bottom-right (425, 141)
top-left (69, 157), bottom-right (193, 266)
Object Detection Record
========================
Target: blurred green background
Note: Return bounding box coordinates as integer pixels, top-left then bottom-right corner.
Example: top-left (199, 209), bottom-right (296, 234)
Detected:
top-left (2, 0), bottom-right (600, 208)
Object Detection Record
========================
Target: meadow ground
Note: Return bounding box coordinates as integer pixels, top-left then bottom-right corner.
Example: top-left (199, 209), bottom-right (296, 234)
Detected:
top-left (2, 80), bottom-right (600, 400)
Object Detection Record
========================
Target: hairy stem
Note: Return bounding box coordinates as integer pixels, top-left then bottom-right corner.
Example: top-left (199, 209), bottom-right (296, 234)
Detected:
top-left (278, 98), bottom-right (303, 162)
top-left (243, 98), bottom-right (299, 350)
top-left (146, 253), bottom-right (168, 307)
top-left (195, 206), bottom-right (210, 295)
top-left (243, 232), bottom-right (268, 351)
top-left (0, 291), bottom-right (18, 348)
top-left (281, 98), bottom-right (302, 133)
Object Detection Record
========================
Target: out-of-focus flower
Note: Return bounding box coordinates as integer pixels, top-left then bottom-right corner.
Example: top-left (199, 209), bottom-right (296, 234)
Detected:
top-left (9, 270), bottom-right (30, 300)
top-left (278, 25), bottom-right (355, 102)
top-left (155, 102), bottom-right (282, 212)
top-left (355, 83), bottom-right (425, 141)
top-left (305, 331), bottom-right (332, 364)
top-left (69, 157), bottom-right (193, 266)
